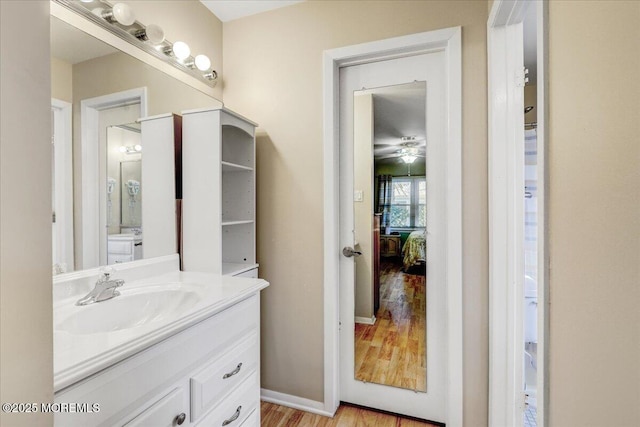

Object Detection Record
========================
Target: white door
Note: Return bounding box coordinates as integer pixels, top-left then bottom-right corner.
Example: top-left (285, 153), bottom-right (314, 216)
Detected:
top-left (339, 52), bottom-right (448, 422)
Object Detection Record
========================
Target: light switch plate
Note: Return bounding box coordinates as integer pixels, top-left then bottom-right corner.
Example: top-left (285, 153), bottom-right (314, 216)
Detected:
top-left (353, 190), bottom-right (364, 202)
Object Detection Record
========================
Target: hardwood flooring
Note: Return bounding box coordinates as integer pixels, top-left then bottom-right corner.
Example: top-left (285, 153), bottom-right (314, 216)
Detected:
top-left (354, 260), bottom-right (426, 391)
top-left (260, 402), bottom-right (439, 426)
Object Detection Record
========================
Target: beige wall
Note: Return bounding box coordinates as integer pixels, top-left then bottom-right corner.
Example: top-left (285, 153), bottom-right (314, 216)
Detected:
top-left (354, 93), bottom-right (374, 320)
top-left (223, 1), bottom-right (489, 422)
top-left (548, 1), bottom-right (640, 425)
top-left (524, 84), bottom-right (537, 124)
top-left (51, 56), bottom-right (72, 102)
top-left (0, 1), bottom-right (54, 426)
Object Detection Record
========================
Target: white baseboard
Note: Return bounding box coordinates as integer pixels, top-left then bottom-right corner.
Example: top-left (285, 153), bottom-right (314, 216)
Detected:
top-left (355, 315), bottom-right (376, 325)
top-left (260, 388), bottom-right (334, 418)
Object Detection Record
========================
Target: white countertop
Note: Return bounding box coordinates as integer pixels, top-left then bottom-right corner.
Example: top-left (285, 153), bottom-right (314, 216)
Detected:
top-left (107, 233), bottom-right (142, 241)
top-left (53, 270), bottom-right (268, 392)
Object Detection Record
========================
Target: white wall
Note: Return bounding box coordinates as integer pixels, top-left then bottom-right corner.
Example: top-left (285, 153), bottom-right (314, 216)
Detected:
top-left (0, 1), bottom-right (54, 426)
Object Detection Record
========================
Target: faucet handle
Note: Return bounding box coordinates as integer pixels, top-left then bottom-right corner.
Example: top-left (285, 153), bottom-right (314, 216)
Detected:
top-left (99, 266), bottom-right (116, 281)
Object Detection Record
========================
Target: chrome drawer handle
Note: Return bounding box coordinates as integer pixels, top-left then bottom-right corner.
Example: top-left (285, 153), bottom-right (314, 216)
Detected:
top-left (174, 412), bottom-right (186, 425)
top-left (223, 363), bottom-right (242, 379)
top-left (222, 406), bottom-right (241, 426)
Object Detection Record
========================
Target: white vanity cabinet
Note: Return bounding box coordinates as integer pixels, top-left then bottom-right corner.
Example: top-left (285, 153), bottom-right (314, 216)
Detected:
top-left (107, 234), bottom-right (143, 265)
top-left (54, 294), bottom-right (262, 427)
top-left (182, 107), bottom-right (258, 278)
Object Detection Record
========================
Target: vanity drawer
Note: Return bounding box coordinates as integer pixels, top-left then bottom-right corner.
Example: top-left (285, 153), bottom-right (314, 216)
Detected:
top-left (124, 387), bottom-right (186, 427)
top-left (239, 409), bottom-right (258, 426)
top-left (108, 241), bottom-right (133, 254)
top-left (195, 372), bottom-right (259, 427)
top-left (108, 253), bottom-right (134, 264)
top-left (190, 334), bottom-right (258, 421)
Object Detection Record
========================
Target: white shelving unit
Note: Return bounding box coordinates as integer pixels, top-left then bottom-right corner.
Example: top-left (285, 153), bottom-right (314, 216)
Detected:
top-left (182, 107), bottom-right (258, 278)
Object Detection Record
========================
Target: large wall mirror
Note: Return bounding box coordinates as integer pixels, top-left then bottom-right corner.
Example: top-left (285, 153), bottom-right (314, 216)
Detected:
top-left (353, 82), bottom-right (427, 391)
top-left (50, 8), bottom-right (221, 274)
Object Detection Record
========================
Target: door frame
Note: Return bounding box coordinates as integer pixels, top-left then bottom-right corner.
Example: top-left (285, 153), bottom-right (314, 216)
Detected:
top-left (52, 98), bottom-right (74, 271)
top-left (322, 27), bottom-right (462, 425)
top-left (487, 1), bottom-right (548, 426)
top-left (80, 87), bottom-right (147, 269)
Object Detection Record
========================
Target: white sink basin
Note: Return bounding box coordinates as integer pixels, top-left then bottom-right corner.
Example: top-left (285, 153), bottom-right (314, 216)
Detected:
top-left (56, 287), bottom-right (201, 335)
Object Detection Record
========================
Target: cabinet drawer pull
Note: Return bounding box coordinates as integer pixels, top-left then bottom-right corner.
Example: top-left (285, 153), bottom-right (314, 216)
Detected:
top-left (222, 363), bottom-right (242, 379)
top-left (222, 406), bottom-right (242, 426)
top-left (174, 412), bottom-right (186, 425)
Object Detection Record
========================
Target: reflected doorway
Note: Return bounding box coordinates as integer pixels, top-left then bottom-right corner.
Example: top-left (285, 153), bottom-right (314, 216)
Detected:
top-left (353, 82), bottom-right (427, 392)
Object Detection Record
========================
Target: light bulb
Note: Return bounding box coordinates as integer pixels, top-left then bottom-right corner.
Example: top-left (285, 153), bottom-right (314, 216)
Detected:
top-left (172, 41), bottom-right (191, 60)
top-left (135, 24), bottom-right (165, 45)
top-left (134, 144), bottom-right (142, 152)
top-left (119, 146), bottom-right (127, 153)
top-left (111, 3), bottom-right (136, 26)
top-left (194, 54), bottom-right (211, 71)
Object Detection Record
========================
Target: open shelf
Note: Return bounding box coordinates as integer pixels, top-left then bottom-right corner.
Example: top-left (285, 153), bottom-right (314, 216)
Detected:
top-left (222, 125), bottom-right (254, 168)
top-left (183, 107), bottom-right (257, 277)
top-left (222, 262), bottom-right (259, 276)
top-left (221, 220), bottom-right (254, 226)
top-left (222, 168), bottom-right (254, 224)
top-left (222, 221), bottom-right (255, 266)
top-left (222, 161), bottom-right (253, 172)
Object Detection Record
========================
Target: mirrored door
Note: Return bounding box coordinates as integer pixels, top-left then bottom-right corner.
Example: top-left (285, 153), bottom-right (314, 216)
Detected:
top-left (353, 82), bottom-right (428, 392)
top-left (339, 50), bottom-right (448, 421)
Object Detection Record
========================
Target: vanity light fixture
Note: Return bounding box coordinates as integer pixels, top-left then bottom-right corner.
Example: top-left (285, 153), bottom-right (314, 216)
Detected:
top-left (98, 2), bottom-right (136, 26)
top-left (119, 145), bottom-right (142, 154)
top-left (55, 0), bottom-right (218, 87)
top-left (134, 24), bottom-right (165, 45)
top-left (203, 70), bottom-right (218, 81)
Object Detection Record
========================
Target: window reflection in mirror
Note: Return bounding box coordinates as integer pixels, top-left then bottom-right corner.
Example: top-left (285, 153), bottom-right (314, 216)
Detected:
top-left (353, 82), bottom-right (427, 392)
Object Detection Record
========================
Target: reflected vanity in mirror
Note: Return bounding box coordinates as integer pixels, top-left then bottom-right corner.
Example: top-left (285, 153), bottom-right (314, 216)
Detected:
top-left (353, 82), bottom-right (427, 391)
top-left (50, 8), bottom-right (220, 274)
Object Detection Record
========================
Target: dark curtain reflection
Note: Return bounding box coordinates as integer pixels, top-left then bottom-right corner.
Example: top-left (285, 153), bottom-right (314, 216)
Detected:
top-left (376, 175), bottom-right (392, 232)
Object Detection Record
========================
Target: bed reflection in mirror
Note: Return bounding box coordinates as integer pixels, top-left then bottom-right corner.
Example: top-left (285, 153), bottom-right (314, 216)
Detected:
top-left (353, 81), bottom-right (427, 392)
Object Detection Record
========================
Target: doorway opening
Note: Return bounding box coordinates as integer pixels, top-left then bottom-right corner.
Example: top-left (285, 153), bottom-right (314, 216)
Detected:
top-left (79, 87), bottom-right (146, 269)
top-left (487, 1), bottom-right (548, 426)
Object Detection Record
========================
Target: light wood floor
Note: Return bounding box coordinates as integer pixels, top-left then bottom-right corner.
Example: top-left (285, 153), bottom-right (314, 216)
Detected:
top-left (261, 402), bottom-right (439, 426)
top-left (354, 260), bottom-right (426, 391)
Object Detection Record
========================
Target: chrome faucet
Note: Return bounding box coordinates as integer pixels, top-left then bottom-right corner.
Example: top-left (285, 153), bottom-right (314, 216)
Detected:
top-left (76, 268), bottom-right (125, 306)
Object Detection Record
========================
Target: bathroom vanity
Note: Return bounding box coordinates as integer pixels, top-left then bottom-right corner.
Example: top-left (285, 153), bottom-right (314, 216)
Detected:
top-left (53, 256), bottom-right (268, 427)
top-left (106, 233), bottom-right (143, 265)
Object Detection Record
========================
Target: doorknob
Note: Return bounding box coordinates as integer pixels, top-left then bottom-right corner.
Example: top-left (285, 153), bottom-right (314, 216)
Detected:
top-left (342, 247), bottom-right (362, 258)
